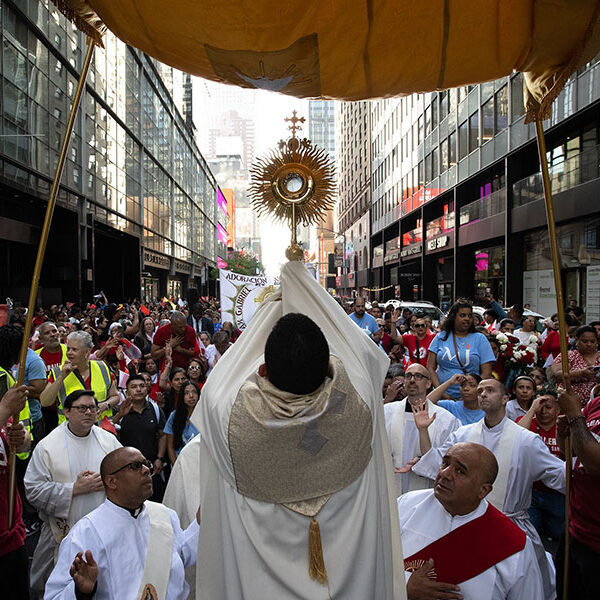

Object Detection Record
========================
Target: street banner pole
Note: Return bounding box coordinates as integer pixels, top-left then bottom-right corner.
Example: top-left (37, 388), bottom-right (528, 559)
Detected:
top-left (534, 118), bottom-right (572, 600)
top-left (7, 38), bottom-right (96, 528)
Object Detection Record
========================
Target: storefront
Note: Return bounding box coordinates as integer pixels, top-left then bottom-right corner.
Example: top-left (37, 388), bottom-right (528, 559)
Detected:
top-left (142, 249), bottom-right (170, 302)
top-left (473, 245), bottom-right (505, 302)
top-left (424, 203), bottom-right (455, 308)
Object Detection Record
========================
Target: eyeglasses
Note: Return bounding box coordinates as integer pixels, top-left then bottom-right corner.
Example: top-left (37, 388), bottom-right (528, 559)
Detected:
top-left (109, 459), bottom-right (153, 476)
top-left (405, 373), bottom-right (429, 381)
top-left (69, 405), bottom-right (97, 414)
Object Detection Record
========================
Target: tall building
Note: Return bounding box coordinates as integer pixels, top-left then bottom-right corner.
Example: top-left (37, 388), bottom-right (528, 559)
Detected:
top-left (359, 59), bottom-right (600, 317)
top-left (306, 100), bottom-right (336, 287)
top-left (0, 1), bottom-right (224, 304)
top-left (335, 101), bottom-right (371, 297)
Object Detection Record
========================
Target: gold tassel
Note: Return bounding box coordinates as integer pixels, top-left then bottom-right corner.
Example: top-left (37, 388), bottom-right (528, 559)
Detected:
top-left (308, 517), bottom-right (328, 584)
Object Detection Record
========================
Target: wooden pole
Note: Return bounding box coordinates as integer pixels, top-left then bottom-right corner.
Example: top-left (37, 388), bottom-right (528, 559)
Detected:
top-left (7, 38), bottom-right (96, 528)
top-left (534, 118), bottom-right (572, 600)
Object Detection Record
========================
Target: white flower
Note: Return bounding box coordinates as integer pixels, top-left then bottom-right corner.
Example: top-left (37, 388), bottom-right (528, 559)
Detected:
top-left (513, 350), bottom-right (523, 359)
top-left (528, 335), bottom-right (539, 345)
top-left (496, 333), bottom-right (509, 344)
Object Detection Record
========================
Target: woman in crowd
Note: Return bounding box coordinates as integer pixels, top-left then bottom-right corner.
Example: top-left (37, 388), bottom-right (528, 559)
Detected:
top-left (514, 315), bottom-right (540, 345)
top-left (551, 325), bottom-right (600, 405)
top-left (199, 331), bottom-right (212, 349)
top-left (164, 380), bottom-right (200, 465)
top-left (427, 300), bottom-right (495, 399)
top-left (186, 358), bottom-right (207, 390)
top-left (506, 375), bottom-right (537, 421)
top-left (428, 372), bottom-right (484, 425)
top-left (530, 366), bottom-right (547, 390)
top-left (221, 321), bottom-right (241, 343)
top-left (159, 364), bottom-right (187, 416)
top-left (134, 316), bottom-right (156, 359)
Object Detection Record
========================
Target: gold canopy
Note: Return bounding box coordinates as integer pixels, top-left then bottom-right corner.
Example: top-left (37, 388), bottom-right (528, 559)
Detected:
top-left (53, 0), bottom-right (600, 122)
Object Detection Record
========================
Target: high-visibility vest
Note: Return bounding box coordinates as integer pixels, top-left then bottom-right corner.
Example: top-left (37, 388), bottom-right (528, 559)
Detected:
top-left (51, 360), bottom-right (112, 424)
top-left (0, 366), bottom-right (32, 460)
top-left (36, 344), bottom-right (68, 370)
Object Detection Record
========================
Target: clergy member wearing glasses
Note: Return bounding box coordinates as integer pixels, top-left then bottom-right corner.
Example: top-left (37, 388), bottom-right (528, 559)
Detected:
top-left (25, 390), bottom-right (121, 597)
top-left (45, 446), bottom-right (200, 600)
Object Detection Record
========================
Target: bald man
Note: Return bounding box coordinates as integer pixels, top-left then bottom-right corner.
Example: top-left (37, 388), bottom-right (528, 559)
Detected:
top-left (410, 378), bottom-right (564, 599)
top-left (384, 363), bottom-right (459, 496)
top-left (151, 311), bottom-right (200, 369)
top-left (399, 442), bottom-right (543, 599)
top-left (45, 447), bottom-right (199, 600)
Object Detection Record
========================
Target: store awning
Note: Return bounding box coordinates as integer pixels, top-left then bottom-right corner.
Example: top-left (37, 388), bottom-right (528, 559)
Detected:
top-left (53, 1), bottom-right (600, 121)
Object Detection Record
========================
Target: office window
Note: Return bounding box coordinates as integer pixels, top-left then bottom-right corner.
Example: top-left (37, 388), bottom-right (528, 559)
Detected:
top-left (441, 137), bottom-right (449, 172)
top-left (458, 120), bottom-right (468, 160)
top-left (482, 99), bottom-right (494, 141)
top-left (495, 85), bottom-right (508, 131)
top-left (469, 111), bottom-right (479, 153)
top-left (449, 131), bottom-right (457, 165)
top-left (511, 74), bottom-right (526, 121)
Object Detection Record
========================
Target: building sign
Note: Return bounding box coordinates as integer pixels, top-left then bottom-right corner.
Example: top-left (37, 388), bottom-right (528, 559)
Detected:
top-left (175, 260), bottom-right (192, 274)
top-left (143, 250), bottom-right (170, 270)
top-left (586, 265), bottom-right (600, 322)
top-left (372, 244), bottom-right (384, 268)
top-left (426, 235), bottom-right (449, 251)
top-left (385, 236), bottom-right (401, 263)
top-left (523, 269), bottom-right (557, 316)
top-left (334, 242), bottom-right (344, 267)
top-left (401, 243), bottom-right (422, 259)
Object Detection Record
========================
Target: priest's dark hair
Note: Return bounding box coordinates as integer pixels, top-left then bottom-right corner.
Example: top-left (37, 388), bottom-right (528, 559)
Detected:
top-left (64, 389), bottom-right (97, 409)
top-left (265, 313), bottom-right (329, 395)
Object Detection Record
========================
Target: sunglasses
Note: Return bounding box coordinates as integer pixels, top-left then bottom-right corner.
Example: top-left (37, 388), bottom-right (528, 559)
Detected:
top-left (69, 404), bottom-right (97, 414)
top-left (188, 365), bottom-right (201, 370)
top-left (414, 324), bottom-right (427, 328)
top-left (109, 459), bottom-right (153, 476)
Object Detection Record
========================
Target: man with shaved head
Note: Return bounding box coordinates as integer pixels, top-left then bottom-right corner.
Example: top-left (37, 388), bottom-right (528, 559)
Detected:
top-left (45, 446), bottom-right (200, 600)
top-left (151, 310), bottom-right (200, 370)
top-left (384, 363), bottom-right (459, 496)
top-left (398, 442), bottom-right (543, 599)
top-left (409, 378), bottom-right (565, 599)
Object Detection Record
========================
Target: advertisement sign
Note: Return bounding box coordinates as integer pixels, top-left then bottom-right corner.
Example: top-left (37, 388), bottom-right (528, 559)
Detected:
top-left (219, 269), bottom-right (280, 330)
top-left (522, 270), bottom-right (557, 316)
top-left (334, 242), bottom-right (344, 267)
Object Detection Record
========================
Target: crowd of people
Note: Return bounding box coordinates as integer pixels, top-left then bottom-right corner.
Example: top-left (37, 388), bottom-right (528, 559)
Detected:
top-left (0, 286), bottom-right (598, 599)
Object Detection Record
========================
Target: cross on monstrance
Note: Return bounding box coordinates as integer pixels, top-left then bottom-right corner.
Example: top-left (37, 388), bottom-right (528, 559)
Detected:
top-left (285, 110), bottom-right (305, 138)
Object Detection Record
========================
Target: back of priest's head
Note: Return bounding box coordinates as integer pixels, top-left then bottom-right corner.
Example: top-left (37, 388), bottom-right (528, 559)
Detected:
top-left (264, 313), bottom-right (329, 395)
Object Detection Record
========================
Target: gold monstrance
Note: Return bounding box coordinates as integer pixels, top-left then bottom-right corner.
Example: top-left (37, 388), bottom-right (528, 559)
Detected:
top-left (248, 111), bottom-right (336, 261)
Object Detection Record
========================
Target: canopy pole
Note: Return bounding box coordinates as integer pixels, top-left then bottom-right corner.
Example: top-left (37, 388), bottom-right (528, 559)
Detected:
top-left (534, 118), bottom-right (572, 600)
top-left (7, 38), bottom-right (96, 529)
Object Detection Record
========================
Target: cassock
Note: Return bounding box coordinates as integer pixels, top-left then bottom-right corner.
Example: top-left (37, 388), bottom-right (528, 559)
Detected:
top-left (412, 416), bottom-right (565, 599)
top-left (24, 423), bottom-right (121, 593)
top-left (191, 260), bottom-right (405, 600)
top-left (384, 399), bottom-right (459, 496)
top-left (44, 499), bottom-right (199, 600)
top-left (398, 490), bottom-right (544, 599)
top-left (163, 435), bottom-right (202, 600)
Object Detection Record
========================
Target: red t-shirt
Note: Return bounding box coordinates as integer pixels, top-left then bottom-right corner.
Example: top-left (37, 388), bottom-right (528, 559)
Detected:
top-left (0, 428), bottom-right (25, 556)
top-left (570, 396), bottom-right (600, 553)
top-left (152, 323), bottom-right (200, 369)
top-left (402, 333), bottom-right (435, 366)
top-left (38, 347), bottom-right (64, 375)
top-left (516, 416), bottom-right (564, 493)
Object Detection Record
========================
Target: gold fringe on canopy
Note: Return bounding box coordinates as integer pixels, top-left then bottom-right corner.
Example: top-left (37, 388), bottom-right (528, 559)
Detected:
top-left (50, 1), bottom-right (600, 122)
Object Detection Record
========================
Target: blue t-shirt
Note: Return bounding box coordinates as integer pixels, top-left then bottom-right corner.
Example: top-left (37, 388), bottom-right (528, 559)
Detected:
top-left (164, 410), bottom-right (199, 454)
top-left (429, 331), bottom-right (495, 398)
top-left (13, 348), bottom-right (47, 423)
top-left (349, 312), bottom-right (379, 337)
top-left (438, 400), bottom-right (484, 425)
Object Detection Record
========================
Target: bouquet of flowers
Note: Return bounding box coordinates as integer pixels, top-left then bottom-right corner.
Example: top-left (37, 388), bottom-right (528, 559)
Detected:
top-left (495, 332), bottom-right (538, 368)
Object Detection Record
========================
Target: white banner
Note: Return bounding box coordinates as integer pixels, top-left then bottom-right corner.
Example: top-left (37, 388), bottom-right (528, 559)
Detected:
top-left (522, 269), bottom-right (557, 316)
top-left (219, 269), bottom-right (280, 330)
top-left (586, 265), bottom-right (600, 322)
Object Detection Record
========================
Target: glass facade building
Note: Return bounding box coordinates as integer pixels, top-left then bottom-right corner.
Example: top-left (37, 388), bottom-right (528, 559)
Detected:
top-left (0, 0), bottom-right (224, 304)
top-left (367, 57), bottom-right (600, 317)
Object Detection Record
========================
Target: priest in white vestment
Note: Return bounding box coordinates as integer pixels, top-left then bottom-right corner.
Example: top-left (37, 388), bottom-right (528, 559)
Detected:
top-left (25, 390), bottom-right (121, 596)
top-left (45, 447), bottom-right (199, 600)
top-left (399, 442), bottom-right (543, 600)
top-left (384, 363), bottom-right (459, 496)
top-left (191, 260), bottom-right (405, 600)
top-left (410, 378), bottom-right (564, 600)
top-left (163, 434), bottom-right (202, 600)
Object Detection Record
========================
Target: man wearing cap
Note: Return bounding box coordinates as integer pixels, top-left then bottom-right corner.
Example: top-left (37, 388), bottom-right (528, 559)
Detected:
top-left (25, 389), bottom-right (121, 596)
top-left (408, 377), bottom-right (565, 599)
top-left (399, 442), bottom-right (543, 599)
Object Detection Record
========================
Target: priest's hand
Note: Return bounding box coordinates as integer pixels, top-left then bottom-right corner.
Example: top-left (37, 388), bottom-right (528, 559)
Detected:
top-left (395, 457), bottom-right (419, 473)
top-left (412, 401), bottom-right (436, 430)
top-left (70, 550), bottom-right (98, 595)
top-left (407, 559), bottom-right (463, 599)
top-left (73, 471), bottom-right (104, 496)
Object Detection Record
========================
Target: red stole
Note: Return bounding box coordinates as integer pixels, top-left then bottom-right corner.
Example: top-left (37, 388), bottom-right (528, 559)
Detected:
top-left (404, 504), bottom-right (526, 584)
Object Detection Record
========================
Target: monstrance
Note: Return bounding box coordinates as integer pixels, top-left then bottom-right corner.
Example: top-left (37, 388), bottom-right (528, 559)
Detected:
top-left (248, 111), bottom-right (336, 261)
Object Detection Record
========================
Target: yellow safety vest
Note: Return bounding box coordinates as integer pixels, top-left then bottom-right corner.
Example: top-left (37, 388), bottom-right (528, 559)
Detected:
top-left (51, 360), bottom-right (112, 424)
top-left (36, 344), bottom-right (68, 369)
top-left (0, 366), bottom-right (32, 460)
